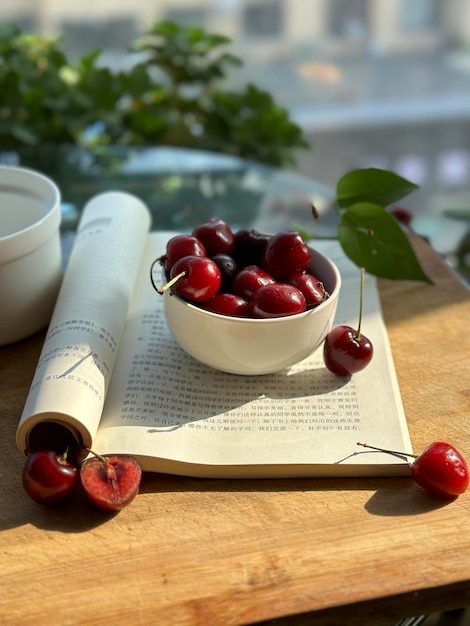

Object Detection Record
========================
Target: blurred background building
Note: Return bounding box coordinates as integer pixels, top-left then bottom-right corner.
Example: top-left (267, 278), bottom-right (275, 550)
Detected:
top-left (2, 0), bottom-right (470, 260)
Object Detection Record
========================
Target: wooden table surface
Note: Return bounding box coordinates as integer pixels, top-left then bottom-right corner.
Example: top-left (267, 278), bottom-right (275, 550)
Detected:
top-left (1, 234), bottom-right (470, 626)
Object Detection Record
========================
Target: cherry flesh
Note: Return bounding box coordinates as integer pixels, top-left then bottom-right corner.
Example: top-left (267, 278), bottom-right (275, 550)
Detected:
top-left (166, 255), bottom-right (222, 303)
top-left (288, 272), bottom-right (328, 308)
top-left (201, 293), bottom-right (250, 317)
top-left (262, 231), bottom-right (311, 281)
top-left (250, 283), bottom-right (306, 318)
top-left (80, 454), bottom-right (142, 512)
top-left (22, 449), bottom-right (79, 505)
top-left (192, 217), bottom-right (235, 256)
top-left (323, 325), bottom-right (373, 376)
top-left (231, 265), bottom-right (276, 301)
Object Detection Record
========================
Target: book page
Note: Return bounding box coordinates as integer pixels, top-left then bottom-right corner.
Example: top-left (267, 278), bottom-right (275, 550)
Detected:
top-left (94, 233), bottom-right (413, 478)
top-left (16, 192), bottom-right (151, 454)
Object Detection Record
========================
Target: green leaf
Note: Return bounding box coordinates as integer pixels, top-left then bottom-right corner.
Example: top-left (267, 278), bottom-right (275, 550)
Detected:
top-left (337, 168), bottom-right (419, 209)
top-left (338, 203), bottom-right (433, 283)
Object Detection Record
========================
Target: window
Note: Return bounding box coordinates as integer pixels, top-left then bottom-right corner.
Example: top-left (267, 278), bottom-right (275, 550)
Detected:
top-left (401, 0), bottom-right (440, 32)
top-left (328, 0), bottom-right (368, 39)
top-left (242, 0), bottom-right (283, 39)
top-left (165, 8), bottom-right (208, 27)
top-left (61, 17), bottom-right (137, 60)
top-left (4, 16), bottom-right (36, 32)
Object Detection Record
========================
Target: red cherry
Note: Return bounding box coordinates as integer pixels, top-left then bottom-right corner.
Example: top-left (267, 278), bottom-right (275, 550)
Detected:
top-left (288, 272), bottom-right (328, 308)
top-left (201, 293), bottom-right (250, 317)
top-left (211, 253), bottom-right (239, 292)
top-left (164, 235), bottom-right (207, 275)
top-left (80, 453), bottom-right (142, 512)
top-left (231, 265), bottom-right (276, 301)
top-left (411, 442), bottom-right (469, 497)
top-left (250, 283), bottom-right (306, 318)
top-left (324, 268), bottom-right (372, 375)
top-left (357, 442), bottom-right (469, 498)
top-left (22, 449), bottom-right (79, 505)
top-left (166, 255), bottom-right (222, 303)
top-left (232, 229), bottom-right (271, 268)
top-left (323, 325), bottom-right (373, 376)
top-left (192, 217), bottom-right (235, 255)
top-left (390, 207), bottom-right (413, 227)
top-left (262, 231), bottom-right (311, 281)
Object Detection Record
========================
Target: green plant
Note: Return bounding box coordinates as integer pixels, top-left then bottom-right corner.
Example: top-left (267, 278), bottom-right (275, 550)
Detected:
top-left (0, 23), bottom-right (432, 283)
top-left (0, 21), bottom-right (308, 168)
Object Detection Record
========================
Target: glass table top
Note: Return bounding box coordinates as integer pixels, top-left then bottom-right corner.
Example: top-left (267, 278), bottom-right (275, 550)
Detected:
top-left (51, 145), bottom-right (337, 236)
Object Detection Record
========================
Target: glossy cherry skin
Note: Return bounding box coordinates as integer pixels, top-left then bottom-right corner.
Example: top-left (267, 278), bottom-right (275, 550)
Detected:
top-left (262, 231), bottom-right (311, 281)
top-left (411, 442), bottom-right (469, 497)
top-left (250, 283), bottom-right (306, 318)
top-left (288, 272), bottom-right (328, 308)
top-left (211, 253), bottom-right (239, 292)
top-left (170, 255), bottom-right (221, 303)
top-left (22, 449), bottom-right (79, 504)
top-left (231, 265), bottom-right (276, 301)
top-left (201, 293), bottom-right (250, 317)
top-left (164, 235), bottom-right (207, 275)
top-left (192, 217), bottom-right (235, 256)
top-left (323, 325), bottom-right (373, 376)
top-left (232, 229), bottom-right (271, 268)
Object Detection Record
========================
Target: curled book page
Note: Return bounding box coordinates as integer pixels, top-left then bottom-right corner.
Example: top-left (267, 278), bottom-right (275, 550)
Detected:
top-left (16, 191), bottom-right (151, 454)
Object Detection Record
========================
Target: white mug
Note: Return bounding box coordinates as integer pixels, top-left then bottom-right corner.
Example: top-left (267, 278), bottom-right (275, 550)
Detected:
top-left (0, 166), bottom-right (62, 346)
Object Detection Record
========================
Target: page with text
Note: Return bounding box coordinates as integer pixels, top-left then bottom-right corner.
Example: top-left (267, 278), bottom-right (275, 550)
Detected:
top-left (95, 234), bottom-right (412, 477)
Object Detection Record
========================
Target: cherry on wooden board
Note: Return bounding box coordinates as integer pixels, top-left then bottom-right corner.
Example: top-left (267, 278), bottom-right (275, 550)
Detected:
top-left (22, 449), bottom-right (79, 505)
top-left (80, 453), bottom-right (142, 512)
top-left (358, 441), bottom-right (469, 498)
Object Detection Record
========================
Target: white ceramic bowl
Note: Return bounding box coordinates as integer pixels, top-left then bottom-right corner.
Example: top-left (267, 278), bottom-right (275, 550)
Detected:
top-left (162, 247), bottom-right (341, 375)
top-left (0, 166), bottom-right (62, 346)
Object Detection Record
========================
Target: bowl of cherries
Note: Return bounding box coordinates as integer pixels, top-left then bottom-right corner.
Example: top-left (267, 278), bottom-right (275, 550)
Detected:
top-left (152, 218), bottom-right (341, 375)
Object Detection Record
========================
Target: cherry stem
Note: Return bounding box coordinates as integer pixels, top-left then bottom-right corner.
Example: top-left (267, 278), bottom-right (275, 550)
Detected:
top-left (86, 447), bottom-right (108, 464)
top-left (149, 258), bottom-right (187, 295)
top-left (156, 270), bottom-right (187, 295)
top-left (357, 442), bottom-right (418, 459)
top-left (311, 203), bottom-right (319, 221)
top-left (356, 267), bottom-right (365, 340)
top-left (59, 445), bottom-right (70, 464)
top-left (86, 448), bottom-right (118, 486)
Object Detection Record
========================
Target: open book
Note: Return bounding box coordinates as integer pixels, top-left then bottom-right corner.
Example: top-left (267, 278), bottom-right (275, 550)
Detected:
top-left (17, 191), bottom-right (413, 478)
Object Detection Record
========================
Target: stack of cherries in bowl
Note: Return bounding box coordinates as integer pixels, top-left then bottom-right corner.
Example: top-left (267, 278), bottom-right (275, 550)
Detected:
top-left (153, 217), bottom-right (341, 375)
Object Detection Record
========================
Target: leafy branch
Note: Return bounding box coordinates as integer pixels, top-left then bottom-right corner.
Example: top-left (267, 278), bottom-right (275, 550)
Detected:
top-left (310, 168), bottom-right (432, 283)
top-left (0, 21), bottom-right (308, 168)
